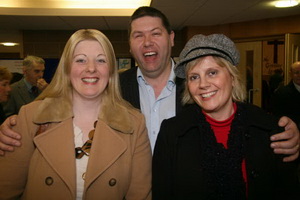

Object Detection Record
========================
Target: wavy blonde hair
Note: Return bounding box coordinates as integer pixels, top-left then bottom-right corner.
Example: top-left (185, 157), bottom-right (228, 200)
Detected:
top-left (37, 29), bottom-right (130, 109)
top-left (182, 56), bottom-right (246, 105)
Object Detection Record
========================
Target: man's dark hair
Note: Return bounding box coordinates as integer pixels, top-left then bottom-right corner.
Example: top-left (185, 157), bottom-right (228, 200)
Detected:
top-left (128, 6), bottom-right (172, 37)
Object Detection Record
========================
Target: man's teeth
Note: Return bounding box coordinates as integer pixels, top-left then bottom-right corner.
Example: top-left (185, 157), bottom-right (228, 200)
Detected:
top-left (201, 91), bottom-right (216, 98)
top-left (82, 78), bottom-right (98, 83)
top-left (144, 52), bottom-right (156, 56)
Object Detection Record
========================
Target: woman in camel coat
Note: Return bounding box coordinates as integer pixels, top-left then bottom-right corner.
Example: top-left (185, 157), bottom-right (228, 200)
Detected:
top-left (0, 29), bottom-right (152, 200)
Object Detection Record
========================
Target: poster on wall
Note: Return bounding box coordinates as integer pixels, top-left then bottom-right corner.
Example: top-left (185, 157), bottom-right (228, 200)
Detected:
top-left (262, 40), bottom-right (284, 77)
top-left (118, 58), bottom-right (132, 70)
top-left (0, 59), bottom-right (23, 73)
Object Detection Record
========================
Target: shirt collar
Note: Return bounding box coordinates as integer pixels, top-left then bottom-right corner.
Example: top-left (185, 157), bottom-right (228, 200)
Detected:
top-left (23, 78), bottom-right (34, 91)
top-left (137, 59), bottom-right (176, 88)
top-left (293, 81), bottom-right (300, 92)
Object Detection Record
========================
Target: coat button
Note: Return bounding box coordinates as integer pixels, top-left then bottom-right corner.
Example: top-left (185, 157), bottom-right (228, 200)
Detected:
top-left (250, 170), bottom-right (259, 178)
top-left (109, 178), bottom-right (117, 186)
top-left (45, 177), bottom-right (54, 186)
top-left (244, 133), bottom-right (251, 140)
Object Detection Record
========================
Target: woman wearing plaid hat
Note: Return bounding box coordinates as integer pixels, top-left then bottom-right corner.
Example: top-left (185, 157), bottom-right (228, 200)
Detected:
top-left (152, 34), bottom-right (299, 200)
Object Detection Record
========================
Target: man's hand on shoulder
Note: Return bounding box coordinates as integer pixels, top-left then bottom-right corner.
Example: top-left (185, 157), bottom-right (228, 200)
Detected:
top-left (270, 116), bottom-right (300, 162)
top-left (0, 115), bottom-right (21, 156)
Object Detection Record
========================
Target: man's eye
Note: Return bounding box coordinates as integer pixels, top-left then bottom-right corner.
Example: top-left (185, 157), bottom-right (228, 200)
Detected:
top-left (153, 32), bottom-right (161, 36)
top-left (133, 34), bottom-right (143, 38)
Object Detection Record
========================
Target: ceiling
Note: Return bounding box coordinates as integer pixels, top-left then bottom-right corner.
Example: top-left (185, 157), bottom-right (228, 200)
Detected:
top-left (0, 0), bottom-right (300, 31)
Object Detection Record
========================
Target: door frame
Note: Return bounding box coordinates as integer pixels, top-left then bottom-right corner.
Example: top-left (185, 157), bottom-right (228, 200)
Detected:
top-left (236, 41), bottom-right (262, 107)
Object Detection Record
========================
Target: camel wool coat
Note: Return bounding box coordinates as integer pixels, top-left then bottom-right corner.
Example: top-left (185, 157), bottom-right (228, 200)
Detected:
top-left (0, 97), bottom-right (152, 200)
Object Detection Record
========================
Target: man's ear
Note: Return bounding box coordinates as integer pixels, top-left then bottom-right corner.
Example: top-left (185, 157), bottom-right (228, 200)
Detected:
top-left (170, 31), bottom-right (175, 47)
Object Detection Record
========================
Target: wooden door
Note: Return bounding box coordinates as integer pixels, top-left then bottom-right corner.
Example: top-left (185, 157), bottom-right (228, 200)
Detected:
top-left (236, 42), bottom-right (262, 107)
top-left (285, 33), bottom-right (300, 84)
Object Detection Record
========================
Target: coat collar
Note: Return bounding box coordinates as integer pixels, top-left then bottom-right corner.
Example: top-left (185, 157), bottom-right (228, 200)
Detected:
top-left (33, 118), bottom-right (76, 198)
top-left (175, 102), bottom-right (276, 137)
top-left (33, 117), bottom-right (128, 197)
top-left (173, 104), bottom-right (202, 136)
top-left (32, 97), bottom-right (134, 134)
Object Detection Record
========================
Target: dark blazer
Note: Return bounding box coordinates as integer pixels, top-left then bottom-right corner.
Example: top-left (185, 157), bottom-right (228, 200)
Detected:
top-left (119, 66), bottom-right (185, 114)
top-left (271, 80), bottom-right (300, 128)
top-left (153, 102), bottom-right (300, 200)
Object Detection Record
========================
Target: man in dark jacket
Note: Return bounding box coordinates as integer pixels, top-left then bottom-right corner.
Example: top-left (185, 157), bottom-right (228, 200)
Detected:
top-left (271, 61), bottom-right (300, 128)
top-left (120, 7), bottom-right (185, 151)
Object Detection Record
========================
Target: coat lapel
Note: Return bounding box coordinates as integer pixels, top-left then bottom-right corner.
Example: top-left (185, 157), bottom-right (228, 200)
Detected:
top-left (33, 118), bottom-right (76, 197)
top-left (84, 120), bottom-right (127, 188)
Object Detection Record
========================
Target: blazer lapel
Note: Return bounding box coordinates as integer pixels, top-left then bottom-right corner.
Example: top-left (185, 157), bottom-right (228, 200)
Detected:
top-left (33, 118), bottom-right (76, 197)
top-left (175, 77), bottom-right (185, 114)
top-left (84, 120), bottom-right (127, 188)
top-left (17, 81), bottom-right (33, 103)
top-left (120, 67), bottom-right (141, 109)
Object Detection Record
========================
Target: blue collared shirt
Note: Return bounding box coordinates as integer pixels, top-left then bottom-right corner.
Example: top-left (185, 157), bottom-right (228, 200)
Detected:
top-left (137, 61), bottom-right (176, 152)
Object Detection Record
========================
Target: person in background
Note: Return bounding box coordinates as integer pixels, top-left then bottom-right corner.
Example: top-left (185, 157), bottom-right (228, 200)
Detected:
top-left (271, 61), bottom-right (300, 129)
top-left (152, 34), bottom-right (300, 199)
top-left (269, 68), bottom-right (284, 94)
top-left (0, 6), bottom-right (299, 161)
top-left (3, 55), bottom-right (48, 116)
top-left (270, 61), bottom-right (300, 183)
top-left (0, 66), bottom-right (12, 123)
top-left (0, 29), bottom-right (151, 199)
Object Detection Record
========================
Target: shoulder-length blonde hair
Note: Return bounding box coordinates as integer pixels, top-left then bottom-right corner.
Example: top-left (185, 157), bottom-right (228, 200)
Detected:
top-left (37, 29), bottom-right (129, 108)
top-left (182, 56), bottom-right (246, 105)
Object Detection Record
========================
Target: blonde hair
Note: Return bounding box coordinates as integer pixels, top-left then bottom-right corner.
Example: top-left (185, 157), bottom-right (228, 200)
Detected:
top-left (37, 29), bottom-right (130, 109)
top-left (182, 56), bottom-right (246, 105)
top-left (0, 66), bottom-right (12, 82)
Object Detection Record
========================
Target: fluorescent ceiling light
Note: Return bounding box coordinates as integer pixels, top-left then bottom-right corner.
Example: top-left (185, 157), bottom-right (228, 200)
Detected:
top-left (0, 0), bottom-right (152, 16)
top-left (274, 0), bottom-right (299, 8)
top-left (0, 42), bottom-right (19, 47)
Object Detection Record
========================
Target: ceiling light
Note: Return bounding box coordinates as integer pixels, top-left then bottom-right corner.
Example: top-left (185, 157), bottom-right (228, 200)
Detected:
top-left (274, 0), bottom-right (299, 8)
top-left (0, 0), bottom-right (152, 16)
top-left (0, 42), bottom-right (19, 47)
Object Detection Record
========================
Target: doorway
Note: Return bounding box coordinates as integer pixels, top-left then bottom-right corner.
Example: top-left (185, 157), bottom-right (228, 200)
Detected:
top-left (236, 42), bottom-right (262, 107)
top-left (285, 33), bottom-right (300, 84)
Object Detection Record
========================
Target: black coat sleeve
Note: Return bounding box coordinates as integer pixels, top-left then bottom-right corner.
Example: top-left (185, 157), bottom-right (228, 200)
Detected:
top-left (152, 119), bottom-right (175, 200)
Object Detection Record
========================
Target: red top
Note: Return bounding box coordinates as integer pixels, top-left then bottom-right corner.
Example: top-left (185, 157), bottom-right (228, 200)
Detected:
top-left (203, 103), bottom-right (248, 191)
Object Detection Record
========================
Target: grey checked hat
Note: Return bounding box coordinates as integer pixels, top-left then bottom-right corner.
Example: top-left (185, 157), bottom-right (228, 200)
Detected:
top-left (174, 34), bottom-right (240, 78)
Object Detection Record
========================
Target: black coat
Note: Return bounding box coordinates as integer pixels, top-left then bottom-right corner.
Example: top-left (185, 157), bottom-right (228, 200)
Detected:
top-left (119, 66), bottom-right (185, 114)
top-left (153, 103), bottom-right (300, 200)
top-left (271, 81), bottom-right (300, 128)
